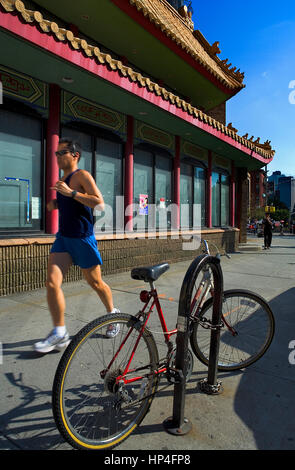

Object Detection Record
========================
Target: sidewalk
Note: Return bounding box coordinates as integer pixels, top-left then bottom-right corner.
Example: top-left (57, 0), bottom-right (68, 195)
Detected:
top-left (1, 233), bottom-right (295, 451)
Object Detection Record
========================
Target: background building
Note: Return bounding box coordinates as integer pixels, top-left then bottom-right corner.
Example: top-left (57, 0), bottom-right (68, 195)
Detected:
top-left (0, 0), bottom-right (274, 295)
top-left (248, 169), bottom-right (267, 214)
top-left (267, 171), bottom-right (295, 211)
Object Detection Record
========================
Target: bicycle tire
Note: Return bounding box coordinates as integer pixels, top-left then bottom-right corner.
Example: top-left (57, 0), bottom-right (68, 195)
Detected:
top-left (52, 313), bottom-right (159, 450)
top-left (190, 289), bottom-right (275, 371)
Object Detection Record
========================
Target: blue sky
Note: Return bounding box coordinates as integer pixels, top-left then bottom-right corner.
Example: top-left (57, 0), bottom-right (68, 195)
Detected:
top-left (190, 1), bottom-right (295, 177)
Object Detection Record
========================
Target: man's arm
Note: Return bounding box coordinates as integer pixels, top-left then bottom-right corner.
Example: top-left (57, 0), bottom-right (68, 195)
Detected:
top-left (51, 171), bottom-right (104, 210)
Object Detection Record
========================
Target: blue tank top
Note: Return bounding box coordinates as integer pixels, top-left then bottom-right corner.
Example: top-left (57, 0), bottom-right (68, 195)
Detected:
top-left (57, 169), bottom-right (94, 238)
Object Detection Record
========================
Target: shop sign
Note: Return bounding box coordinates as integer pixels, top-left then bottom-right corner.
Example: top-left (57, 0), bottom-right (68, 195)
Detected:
top-left (265, 206), bottom-right (275, 213)
top-left (182, 141), bottom-right (208, 162)
top-left (63, 92), bottom-right (126, 135)
top-left (0, 66), bottom-right (47, 109)
top-left (136, 122), bottom-right (174, 150)
top-left (213, 154), bottom-right (230, 170)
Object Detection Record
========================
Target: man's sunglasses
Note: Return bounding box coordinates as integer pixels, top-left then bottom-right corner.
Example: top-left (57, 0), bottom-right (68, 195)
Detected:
top-left (55, 149), bottom-right (76, 157)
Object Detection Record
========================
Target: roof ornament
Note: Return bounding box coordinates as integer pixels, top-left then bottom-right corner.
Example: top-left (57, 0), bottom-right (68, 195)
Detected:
top-left (227, 123), bottom-right (238, 133)
top-left (255, 139), bottom-right (274, 152)
top-left (210, 41), bottom-right (221, 55)
top-left (177, 4), bottom-right (194, 31)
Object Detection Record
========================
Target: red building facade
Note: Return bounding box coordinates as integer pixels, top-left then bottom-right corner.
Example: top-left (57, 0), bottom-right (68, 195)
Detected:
top-left (0, 0), bottom-right (275, 295)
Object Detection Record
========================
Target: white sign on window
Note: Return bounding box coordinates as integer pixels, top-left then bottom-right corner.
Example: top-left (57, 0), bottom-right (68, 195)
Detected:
top-left (32, 197), bottom-right (41, 219)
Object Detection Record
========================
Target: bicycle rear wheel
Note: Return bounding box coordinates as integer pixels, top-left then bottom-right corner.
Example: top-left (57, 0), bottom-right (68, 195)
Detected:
top-left (190, 289), bottom-right (275, 371)
top-left (52, 313), bottom-right (159, 450)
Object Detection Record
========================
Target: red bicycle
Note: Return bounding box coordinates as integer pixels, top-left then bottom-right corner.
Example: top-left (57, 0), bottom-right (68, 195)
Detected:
top-left (52, 240), bottom-right (274, 450)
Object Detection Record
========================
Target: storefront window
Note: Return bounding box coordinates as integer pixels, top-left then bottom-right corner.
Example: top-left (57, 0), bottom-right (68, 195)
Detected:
top-left (134, 149), bottom-right (154, 231)
top-left (181, 162), bottom-right (206, 228)
top-left (221, 174), bottom-right (230, 225)
top-left (180, 163), bottom-right (193, 228)
top-left (212, 172), bottom-right (220, 227)
top-left (155, 155), bottom-right (172, 229)
top-left (96, 138), bottom-right (123, 232)
top-left (0, 110), bottom-right (42, 232)
top-left (212, 171), bottom-right (230, 227)
top-left (194, 166), bottom-right (206, 227)
top-left (133, 148), bottom-right (173, 232)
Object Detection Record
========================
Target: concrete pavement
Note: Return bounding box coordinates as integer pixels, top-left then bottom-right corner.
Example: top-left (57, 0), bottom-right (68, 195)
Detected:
top-left (1, 233), bottom-right (295, 451)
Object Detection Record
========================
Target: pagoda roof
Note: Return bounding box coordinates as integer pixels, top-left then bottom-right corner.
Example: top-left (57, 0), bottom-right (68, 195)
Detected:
top-left (127, 0), bottom-right (245, 92)
top-left (0, 0), bottom-right (275, 162)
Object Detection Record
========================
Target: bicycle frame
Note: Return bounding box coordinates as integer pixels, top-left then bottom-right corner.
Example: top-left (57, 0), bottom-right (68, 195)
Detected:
top-left (102, 240), bottom-right (234, 387)
top-left (102, 283), bottom-right (178, 387)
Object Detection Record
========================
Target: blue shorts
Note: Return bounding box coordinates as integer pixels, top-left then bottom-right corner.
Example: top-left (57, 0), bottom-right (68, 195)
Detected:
top-left (51, 234), bottom-right (103, 269)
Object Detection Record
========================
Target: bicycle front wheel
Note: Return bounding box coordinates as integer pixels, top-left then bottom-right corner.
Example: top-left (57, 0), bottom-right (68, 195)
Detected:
top-left (190, 289), bottom-right (275, 371)
top-left (52, 313), bottom-right (159, 450)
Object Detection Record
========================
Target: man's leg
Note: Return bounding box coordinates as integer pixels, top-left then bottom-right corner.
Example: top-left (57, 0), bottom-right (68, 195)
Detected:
top-left (46, 252), bottom-right (72, 326)
top-left (82, 264), bottom-right (114, 312)
top-left (34, 252), bottom-right (72, 353)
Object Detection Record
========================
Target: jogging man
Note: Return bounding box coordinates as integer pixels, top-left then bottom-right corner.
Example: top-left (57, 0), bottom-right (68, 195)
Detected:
top-left (34, 138), bottom-right (119, 353)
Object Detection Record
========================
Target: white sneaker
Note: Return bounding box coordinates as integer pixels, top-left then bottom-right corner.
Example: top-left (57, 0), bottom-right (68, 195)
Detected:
top-left (106, 308), bottom-right (120, 338)
top-left (34, 330), bottom-right (70, 354)
top-left (106, 324), bottom-right (120, 338)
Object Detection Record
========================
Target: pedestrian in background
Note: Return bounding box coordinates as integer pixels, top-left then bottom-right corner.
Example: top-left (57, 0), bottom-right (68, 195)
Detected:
top-left (262, 213), bottom-right (273, 250)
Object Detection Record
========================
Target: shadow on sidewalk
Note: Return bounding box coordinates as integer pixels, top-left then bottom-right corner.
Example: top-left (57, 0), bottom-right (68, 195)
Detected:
top-left (0, 372), bottom-right (65, 450)
top-left (233, 287), bottom-right (295, 450)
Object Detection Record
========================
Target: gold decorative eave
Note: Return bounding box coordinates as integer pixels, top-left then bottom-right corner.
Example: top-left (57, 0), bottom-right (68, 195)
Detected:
top-left (0, 0), bottom-right (274, 161)
top-left (128, 0), bottom-right (245, 90)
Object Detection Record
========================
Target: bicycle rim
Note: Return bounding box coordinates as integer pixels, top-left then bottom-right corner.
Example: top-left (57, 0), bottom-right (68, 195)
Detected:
top-left (52, 313), bottom-right (159, 450)
top-left (190, 289), bottom-right (275, 371)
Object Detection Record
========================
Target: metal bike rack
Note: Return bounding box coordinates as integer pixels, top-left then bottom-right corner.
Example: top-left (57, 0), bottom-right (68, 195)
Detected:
top-left (163, 253), bottom-right (224, 436)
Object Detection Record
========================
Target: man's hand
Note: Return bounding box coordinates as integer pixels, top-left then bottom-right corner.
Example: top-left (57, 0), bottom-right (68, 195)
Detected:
top-left (47, 199), bottom-right (58, 211)
top-left (51, 180), bottom-right (73, 197)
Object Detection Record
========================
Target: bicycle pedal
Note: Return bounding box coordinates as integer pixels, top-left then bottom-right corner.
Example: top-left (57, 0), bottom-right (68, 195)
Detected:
top-left (166, 367), bottom-right (184, 384)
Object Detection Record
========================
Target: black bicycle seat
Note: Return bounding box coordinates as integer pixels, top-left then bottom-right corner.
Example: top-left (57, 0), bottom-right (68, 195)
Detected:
top-left (131, 263), bottom-right (170, 282)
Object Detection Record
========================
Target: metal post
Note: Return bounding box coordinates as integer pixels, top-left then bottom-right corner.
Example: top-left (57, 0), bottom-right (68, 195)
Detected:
top-left (199, 257), bottom-right (224, 395)
top-left (163, 254), bottom-right (224, 435)
top-left (163, 254), bottom-right (211, 434)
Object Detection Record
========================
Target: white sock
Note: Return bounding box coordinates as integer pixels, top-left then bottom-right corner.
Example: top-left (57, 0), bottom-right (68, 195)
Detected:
top-left (54, 326), bottom-right (66, 336)
top-left (108, 308), bottom-right (120, 314)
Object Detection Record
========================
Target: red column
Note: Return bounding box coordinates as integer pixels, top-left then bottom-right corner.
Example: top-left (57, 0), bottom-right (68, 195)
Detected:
top-left (207, 151), bottom-right (212, 228)
top-left (230, 161), bottom-right (235, 227)
top-left (124, 115), bottom-right (134, 231)
top-left (46, 84), bottom-right (60, 234)
top-left (174, 136), bottom-right (180, 229)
